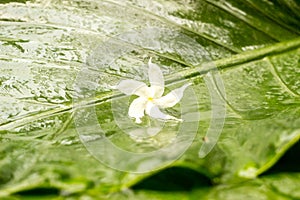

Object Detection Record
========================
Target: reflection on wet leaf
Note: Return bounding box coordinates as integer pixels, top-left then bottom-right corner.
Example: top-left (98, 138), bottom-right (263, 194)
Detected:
top-left (0, 0), bottom-right (300, 198)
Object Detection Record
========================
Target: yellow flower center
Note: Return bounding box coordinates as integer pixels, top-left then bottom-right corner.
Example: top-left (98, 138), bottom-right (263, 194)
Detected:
top-left (148, 97), bottom-right (154, 101)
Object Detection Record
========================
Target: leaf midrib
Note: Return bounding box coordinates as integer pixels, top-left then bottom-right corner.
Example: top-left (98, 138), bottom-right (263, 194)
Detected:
top-left (168, 36), bottom-right (300, 83)
top-left (1, 37), bottom-right (300, 131)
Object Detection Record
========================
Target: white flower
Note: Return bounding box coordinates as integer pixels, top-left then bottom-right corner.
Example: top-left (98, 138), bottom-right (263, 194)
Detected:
top-left (115, 58), bottom-right (191, 123)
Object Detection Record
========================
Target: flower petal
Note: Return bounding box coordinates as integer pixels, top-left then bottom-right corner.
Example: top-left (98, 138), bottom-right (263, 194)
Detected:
top-left (128, 97), bottom-right (147, 123)
top-left (145, 102), bottom-right (181, 121)
top-left (155, 83), bottom-right (191, 108)
top-left (116, 79), bottom-right (149, 97)
top-left (148, 58), bottom-right (164, 97)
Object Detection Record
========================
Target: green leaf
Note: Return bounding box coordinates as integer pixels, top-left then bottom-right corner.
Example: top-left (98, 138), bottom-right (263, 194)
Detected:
top-left (14, 172), bottom-right (297, 200)
top-left (110, 173), bottom-right (300, 200)
top-left (0, 0), bottom-right (300, 197)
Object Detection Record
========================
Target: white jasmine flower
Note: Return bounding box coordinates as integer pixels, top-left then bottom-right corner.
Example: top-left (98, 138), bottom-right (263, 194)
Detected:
top-left (115, 58), bottom-right (191, 123)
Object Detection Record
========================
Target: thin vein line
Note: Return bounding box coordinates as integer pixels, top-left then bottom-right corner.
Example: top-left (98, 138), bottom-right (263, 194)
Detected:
top-left (1, 37), bottom-right (300, 130)
top-left (0, 0), bottom-right (240, 53)
top-left (265, 57), bottom-right (299, 98)
top-left (243, 0), bottom-right (300, 35)
top-left (204, 0), bottom-right (282, 41)
top-left (100, 0), bottom-right (241, 53)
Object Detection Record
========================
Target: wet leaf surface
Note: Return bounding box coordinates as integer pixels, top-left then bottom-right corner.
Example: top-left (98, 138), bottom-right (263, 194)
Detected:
top-left (0, 0), bottom-right (299, 198)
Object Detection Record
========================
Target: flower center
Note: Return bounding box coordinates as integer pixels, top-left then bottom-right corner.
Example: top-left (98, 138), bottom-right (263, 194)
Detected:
top-left (147, 97), bottom-right (154, 101)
